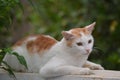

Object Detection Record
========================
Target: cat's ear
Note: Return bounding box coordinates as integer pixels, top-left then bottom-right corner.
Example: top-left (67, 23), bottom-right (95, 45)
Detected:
top-left (85, 22), bottom-right (96, 34)
top-left (62, 31), bottom-right (75, 40)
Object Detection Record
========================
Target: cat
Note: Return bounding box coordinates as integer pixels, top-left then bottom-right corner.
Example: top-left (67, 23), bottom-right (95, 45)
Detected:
top-left (3, 22), bottom-right (104, 78)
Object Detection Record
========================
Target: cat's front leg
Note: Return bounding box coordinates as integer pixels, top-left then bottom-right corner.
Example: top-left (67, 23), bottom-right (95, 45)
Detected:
top-left (83, 61), bottom-right (104, 70)
top-left (40, 65), bottom-right (93, 78)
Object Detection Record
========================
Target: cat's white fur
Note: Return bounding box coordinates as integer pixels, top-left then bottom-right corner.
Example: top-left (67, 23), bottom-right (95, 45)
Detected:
top-left (3, 22), bottom-right (104, 78)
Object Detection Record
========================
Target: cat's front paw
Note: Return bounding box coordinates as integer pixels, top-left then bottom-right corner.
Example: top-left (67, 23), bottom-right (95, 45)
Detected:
top-left (71, 68), bottom-right (93, 75)
top-left (90, 64), bottom-right (104, 70)
top-left (80, 68), bottom-right (93, 75)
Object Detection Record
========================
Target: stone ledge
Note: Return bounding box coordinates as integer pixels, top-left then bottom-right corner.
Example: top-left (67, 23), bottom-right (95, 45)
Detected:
top-left (0, 70), bottom-right (120, 80)
top-left (49, 70), bottom-right (120, 80)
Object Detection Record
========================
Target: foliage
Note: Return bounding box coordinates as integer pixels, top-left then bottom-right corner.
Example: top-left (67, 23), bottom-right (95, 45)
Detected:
top-left (11, 52), bottom-right (28, 69)
top-left (0, 48), bottom-right (28, 79)
top-left (0, 0), bottom-right (120, 70)
top-left (0, 0), bottom-right (22, 27)
top-left (0, 0), bottom-right (22, 48)
top-left (1, 61), bottom-right (16, 80)
top-left (0, 0), bottom-right (28, 79)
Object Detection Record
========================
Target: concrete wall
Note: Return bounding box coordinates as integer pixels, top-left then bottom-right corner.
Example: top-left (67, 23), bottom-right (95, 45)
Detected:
top-left (0, 70), bottom-right (120, 80)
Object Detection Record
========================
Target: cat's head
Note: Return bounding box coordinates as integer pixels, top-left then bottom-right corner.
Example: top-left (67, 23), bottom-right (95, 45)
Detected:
top-left (62, 22), bottom-right (95, 55)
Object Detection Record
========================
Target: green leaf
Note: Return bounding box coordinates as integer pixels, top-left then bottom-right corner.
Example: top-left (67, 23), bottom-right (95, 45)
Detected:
top-left (0, 48), bottom-right (7, 63)
top-left (2, 61), bottom-right (17, 80)
top-left (3, 48), bottom-right (12, 54)
top-left (1, 48), bottom-right (28, 69)
top-left (12, 52), bottom-right (28, 69)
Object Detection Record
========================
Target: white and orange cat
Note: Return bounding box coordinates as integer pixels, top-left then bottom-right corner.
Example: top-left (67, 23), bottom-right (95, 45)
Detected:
top-left (3, 22), bottom-right (104, 78)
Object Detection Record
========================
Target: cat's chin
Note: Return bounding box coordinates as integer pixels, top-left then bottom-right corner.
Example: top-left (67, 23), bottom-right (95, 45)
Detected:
top-left (83, 52), bottom-right (90, 55)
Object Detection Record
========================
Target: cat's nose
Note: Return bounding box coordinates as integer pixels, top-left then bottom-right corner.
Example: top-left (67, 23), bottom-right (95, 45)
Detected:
top-left (86, 49), bottom-right (90, 53)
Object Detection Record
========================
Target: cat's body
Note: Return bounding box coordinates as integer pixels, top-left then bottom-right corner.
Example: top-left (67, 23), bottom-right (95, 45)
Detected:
top-left (3, 22), bottom-right (104, 78)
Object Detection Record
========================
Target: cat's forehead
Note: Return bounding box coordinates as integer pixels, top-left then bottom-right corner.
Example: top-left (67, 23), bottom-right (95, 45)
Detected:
top-left (70, 28), bottom-right (89, 37)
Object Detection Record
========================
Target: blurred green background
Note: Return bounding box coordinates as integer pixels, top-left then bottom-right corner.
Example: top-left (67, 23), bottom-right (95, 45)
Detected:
top-left (0, 0), bottom-right (120, 70)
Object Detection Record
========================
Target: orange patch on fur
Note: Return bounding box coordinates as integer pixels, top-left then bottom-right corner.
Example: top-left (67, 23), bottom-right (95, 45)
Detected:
top-left (12, 37), bottom-right (28, 49)
top-left (26, 35), bottom-right (57, 54)
top-left (66, 40), bottom-right (74, 47)
top-left (26, 40), bottom-right (34, 53)
top-left (12, 35), bottom-right (38, 49)
top-left (71, 28), bottom-right (89, 37)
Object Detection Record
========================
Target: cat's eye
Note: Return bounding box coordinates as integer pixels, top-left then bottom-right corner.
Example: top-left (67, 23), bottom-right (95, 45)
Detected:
top-left (76, 42), bottom-right (83, 46)
top-left (88, 39), bottom-right (92, 44)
